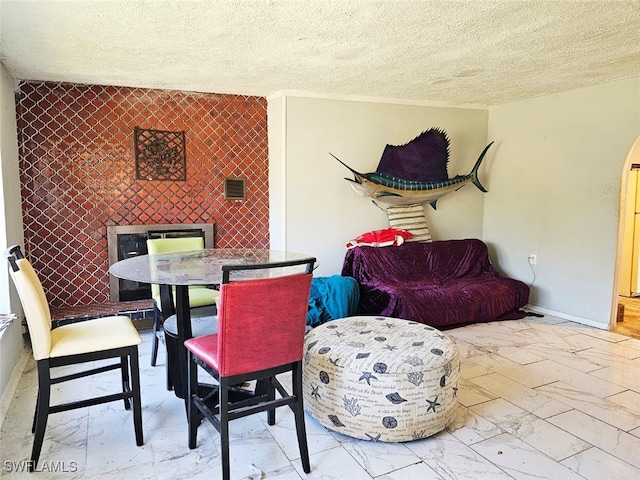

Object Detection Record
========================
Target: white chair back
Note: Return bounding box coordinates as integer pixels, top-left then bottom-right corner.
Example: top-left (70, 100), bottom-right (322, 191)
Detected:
top-left (9, 257), bottom-right (52, 360)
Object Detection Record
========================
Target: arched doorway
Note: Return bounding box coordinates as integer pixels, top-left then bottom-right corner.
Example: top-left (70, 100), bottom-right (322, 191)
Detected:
top-left (611, 134), bottom-right (640, 337)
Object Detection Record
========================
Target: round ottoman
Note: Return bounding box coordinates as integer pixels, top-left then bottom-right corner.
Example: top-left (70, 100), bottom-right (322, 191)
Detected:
top-left (303, 316), bottom-right (459, 442)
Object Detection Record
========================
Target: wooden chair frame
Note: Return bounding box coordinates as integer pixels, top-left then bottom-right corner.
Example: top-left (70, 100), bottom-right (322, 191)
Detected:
top-left (185, 257), bottom-right (315, 480)
top-left (5, 245), bottom-right (143, 471)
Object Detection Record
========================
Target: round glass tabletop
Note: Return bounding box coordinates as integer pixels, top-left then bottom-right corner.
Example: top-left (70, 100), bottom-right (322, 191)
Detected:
top-left (109, 248), bottom-right (315, 286)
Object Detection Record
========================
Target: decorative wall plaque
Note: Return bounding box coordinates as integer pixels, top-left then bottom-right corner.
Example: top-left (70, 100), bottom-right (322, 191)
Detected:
top-left (134, 127), bottom-right (186, 181)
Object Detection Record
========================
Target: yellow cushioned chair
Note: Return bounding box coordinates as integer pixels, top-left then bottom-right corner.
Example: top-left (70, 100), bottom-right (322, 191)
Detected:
top-left (4, 245), bottom-right (143, 472)
top-left (146, 237), bottom-right (219, 369)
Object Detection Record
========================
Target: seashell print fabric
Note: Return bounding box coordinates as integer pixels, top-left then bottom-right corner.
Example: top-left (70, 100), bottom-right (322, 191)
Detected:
top-left (303, 316), bottom-right (459, 442)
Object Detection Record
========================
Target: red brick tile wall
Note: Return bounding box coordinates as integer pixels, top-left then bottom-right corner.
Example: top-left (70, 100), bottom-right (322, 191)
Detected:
top-left (15, 81), bottom-right (269, 308)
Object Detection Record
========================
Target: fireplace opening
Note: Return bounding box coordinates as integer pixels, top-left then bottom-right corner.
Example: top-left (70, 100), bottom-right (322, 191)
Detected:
top-left (107, 223), bottom-right (215, 302)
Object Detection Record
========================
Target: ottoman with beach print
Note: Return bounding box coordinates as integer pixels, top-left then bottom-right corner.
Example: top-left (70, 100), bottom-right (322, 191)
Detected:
top-left (303, 316), bottom-right (459, 442)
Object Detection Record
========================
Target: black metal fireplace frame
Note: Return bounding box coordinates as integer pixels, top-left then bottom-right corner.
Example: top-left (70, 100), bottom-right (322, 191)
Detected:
top-left (107, 223), bottom-right (215, 302)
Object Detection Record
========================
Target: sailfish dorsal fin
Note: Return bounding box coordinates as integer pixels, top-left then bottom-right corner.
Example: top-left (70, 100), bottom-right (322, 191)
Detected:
top-left (376, 128), bottom-right (450, 183)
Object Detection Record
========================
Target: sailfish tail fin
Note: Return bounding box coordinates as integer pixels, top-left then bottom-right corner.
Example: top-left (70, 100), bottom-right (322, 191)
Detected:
top-left (470, 141), bottom-right (493, 193)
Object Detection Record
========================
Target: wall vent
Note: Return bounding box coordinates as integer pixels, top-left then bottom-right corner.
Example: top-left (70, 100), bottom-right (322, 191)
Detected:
top-left (224, 177), bottom-right (246, 201)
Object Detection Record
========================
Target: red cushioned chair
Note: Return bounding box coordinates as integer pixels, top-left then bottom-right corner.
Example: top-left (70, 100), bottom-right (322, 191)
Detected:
top-left (184, 258), bottom-right (315, 480)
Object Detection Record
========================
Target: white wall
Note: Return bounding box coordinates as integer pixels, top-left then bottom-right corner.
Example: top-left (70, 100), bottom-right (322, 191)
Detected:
top-left (0, 63), bottom-right (26, 413)
top-left (269, 94), bottom-right (489, 276)
top-left (267, 95), bottom-right (286, 250)
top-left (484, 77), bottom-right (640, 328)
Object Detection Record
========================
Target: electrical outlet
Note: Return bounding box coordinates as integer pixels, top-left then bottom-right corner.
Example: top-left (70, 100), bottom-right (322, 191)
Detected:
top-left (528, 254), bottom-right (537, 265)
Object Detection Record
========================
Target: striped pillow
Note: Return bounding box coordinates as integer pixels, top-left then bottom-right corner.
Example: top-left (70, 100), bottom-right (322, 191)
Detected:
top-left (387, 204), bottom-right (432, 242)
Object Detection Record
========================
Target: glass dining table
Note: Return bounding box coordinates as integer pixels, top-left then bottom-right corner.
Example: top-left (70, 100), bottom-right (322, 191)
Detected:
top-left (109, 248), bottom-right (316, 403)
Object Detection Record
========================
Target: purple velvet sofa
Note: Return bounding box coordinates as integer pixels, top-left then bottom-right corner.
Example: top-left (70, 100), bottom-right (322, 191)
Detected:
top-left (341, 239), bottom-right (530, 328)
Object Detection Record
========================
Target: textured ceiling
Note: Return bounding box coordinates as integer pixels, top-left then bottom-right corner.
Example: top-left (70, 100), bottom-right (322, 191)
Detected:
top-left (1, 0), bottom-right (639, 106)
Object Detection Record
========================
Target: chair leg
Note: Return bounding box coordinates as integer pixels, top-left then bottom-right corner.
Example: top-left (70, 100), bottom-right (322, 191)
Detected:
top-left (267, 376), bottom-right (276, 426)
top-left (166, 362), bottom-right (174, 391)
top-left (120, 355), bottom-right (132, 410)
top-left (187, 351), bottom-right (198, 449)
top-left (129, 347), bottom-right (144, 446)
top-left (30, 360), bottom-right (51, 472)
top-left (219, 377), bottom-right (231, 480)
top-left (292, 362), bottom-right (311, 474)
top-left (31, 387), bottom-right (39, 433)
top-left (151, 306), bottom-right (161, 367)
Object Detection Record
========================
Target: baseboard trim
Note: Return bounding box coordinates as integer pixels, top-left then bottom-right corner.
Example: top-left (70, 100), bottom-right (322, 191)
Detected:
top-left (0, 343), bottom-right (31, 427)
top-left (524, 304), bottom-right (609, 330)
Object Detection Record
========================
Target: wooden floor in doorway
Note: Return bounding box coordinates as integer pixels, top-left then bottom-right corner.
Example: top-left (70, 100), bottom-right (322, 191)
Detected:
top-left (613, 295), bottom-right (640, 339)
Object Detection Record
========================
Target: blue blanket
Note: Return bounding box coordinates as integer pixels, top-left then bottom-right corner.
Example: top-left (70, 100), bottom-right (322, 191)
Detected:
top-left (307, 276), bottom-right (360, 326)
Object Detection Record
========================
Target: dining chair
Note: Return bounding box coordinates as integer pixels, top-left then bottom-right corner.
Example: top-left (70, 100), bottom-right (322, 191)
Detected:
top-left (4, 245), bottom-right (143, 471)
top-left (146, 235), bottom-right (219, 367)
top-left (184, 257), bottom-right (315, 480)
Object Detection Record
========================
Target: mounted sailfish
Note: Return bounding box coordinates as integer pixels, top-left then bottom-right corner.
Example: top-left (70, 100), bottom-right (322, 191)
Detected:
top-left (332, 128), bottom-right (493, 209)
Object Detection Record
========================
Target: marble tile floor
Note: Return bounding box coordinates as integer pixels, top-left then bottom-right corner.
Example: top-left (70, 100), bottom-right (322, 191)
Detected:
top-left (1, 314), bottom-right (640, 479)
